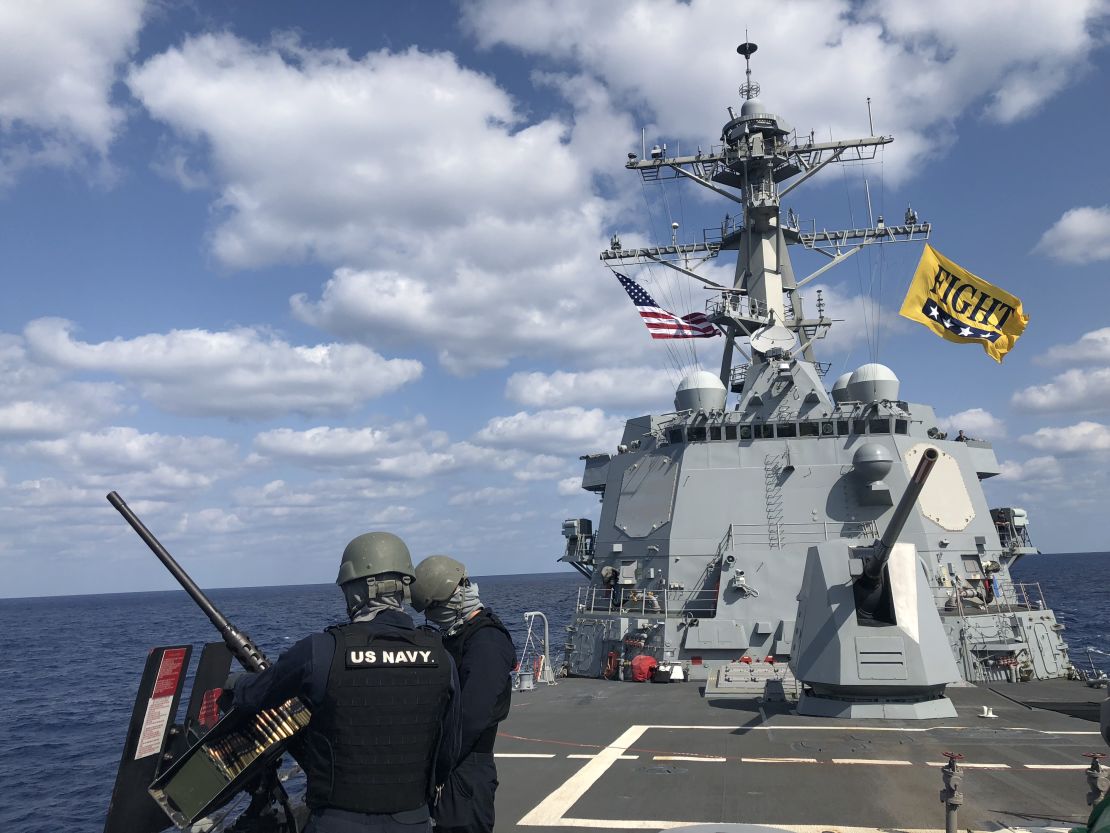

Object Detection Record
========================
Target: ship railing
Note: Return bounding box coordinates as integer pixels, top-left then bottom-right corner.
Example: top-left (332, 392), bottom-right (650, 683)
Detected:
top-left (575, 586), bottom-right (720, 618)
top-left (706, 291), bottom-right (769, 321)
top-left (930, 579), bottom-right (1048, 615)
top-left (718, 520), bottom-right (879, 551)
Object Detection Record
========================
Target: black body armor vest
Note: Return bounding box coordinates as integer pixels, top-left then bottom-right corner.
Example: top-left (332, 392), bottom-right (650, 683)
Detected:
top-left (302, 622), bottom-right (452, 814)
top-left (443, 609), bottom-right (513, 752)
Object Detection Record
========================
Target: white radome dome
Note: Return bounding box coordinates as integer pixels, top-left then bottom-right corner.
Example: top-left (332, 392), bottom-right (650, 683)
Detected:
top-left (674, 371), bottom-right (727, 412)
top-left (846, 363), bottom-right (900, 403)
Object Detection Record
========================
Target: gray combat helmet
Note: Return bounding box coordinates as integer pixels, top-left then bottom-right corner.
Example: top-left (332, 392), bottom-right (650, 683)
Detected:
top-left (336, 531), bottom-right (415, 586)
top-left (411, 555), bottom-right (467, 612)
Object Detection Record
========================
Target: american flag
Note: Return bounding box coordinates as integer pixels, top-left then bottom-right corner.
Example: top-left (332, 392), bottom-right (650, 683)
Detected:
top-left (615, 272), bottom-right (719, 339)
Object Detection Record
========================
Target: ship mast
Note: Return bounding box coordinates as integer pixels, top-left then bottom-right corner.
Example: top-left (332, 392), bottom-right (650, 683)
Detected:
top-left (601, 42), bottom-right (931, 394)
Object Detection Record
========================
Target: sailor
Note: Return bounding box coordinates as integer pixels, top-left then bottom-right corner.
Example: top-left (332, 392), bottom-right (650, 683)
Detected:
top-left (411, 556), bottom-right (516, 833)
top-left (955, 430), bottom-right (968, 442)
top-left (224, 532), bottom-right (461, 833)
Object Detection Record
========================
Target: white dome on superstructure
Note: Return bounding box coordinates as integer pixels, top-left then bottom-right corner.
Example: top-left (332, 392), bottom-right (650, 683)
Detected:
top-left (674, 371), bottom-right (727, 413)
top-left (831, 372), bottom-right (853, 403)
top-left (741, 97), bottom-right (765, 116)
top-left (846, 363), bottom-right (900, 403)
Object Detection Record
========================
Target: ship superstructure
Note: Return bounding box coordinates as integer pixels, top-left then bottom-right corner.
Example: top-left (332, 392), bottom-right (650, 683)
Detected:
top-left (559, 43), bottom-right (1072, 710)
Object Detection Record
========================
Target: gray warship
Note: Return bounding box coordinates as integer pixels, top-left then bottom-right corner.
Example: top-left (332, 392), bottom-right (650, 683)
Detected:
top-left (493, 42), bottom-right (1110, 833)
top-left (104, 42), bottom-right (1110, 833)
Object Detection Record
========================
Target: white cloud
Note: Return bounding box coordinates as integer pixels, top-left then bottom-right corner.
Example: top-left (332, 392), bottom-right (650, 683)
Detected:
top-left (995, 455), bottom-right (1064, 483)
top-left (20, 426), bottom-right (241, 494)
top-left (1033, 206), bottom-right (1110, 264)
top-left (448, 487), bottom-right (518, 507)
top-left (176, 508), bottom-right (245, 535)
top-left (0, 0), bottom-right (146, 184)
top-left (938, 408), bottom-right (1006, 439)
top-left (805, 281), bottom-right (910, 359)
top-left (1012, 367), bottom-right (1110, 414)
top-left (24, 317), bottom-right (422, 418)
top-left (474, 407), bottom-right (624, 456)
top-left (1020, 421), bottom-right (1110, 453)
top-left (463, 0), bottom-right (1108, 181)
top-left (0, 333), bottom-right (123, 437)
top-left (126, 32), bottom-right (659, 374)
top-left (505, 367), bottom-right (679, 410)
top-left (557, 476), bottom-right (582, 496)
top-left (1040, 327), bottom-right (1110, 364)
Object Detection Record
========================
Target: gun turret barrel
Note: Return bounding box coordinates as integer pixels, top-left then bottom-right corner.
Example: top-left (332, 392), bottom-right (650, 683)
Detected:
top-left (864, 447), bottom-right (939, 579)
top-left (107, 491), bottom-right (270, 672)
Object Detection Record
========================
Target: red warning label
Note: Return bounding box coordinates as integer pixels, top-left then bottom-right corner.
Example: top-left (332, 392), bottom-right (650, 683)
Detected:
top-left (135, 647), bottom-right (187, 760)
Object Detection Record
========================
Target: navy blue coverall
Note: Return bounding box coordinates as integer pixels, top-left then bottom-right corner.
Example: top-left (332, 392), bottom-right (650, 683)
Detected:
top-left (433, 610), bottom-right (516, 833)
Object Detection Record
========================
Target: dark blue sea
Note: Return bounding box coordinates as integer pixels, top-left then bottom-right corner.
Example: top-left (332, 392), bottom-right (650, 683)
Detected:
top-left (1, 557), bottom-right (1107, 833)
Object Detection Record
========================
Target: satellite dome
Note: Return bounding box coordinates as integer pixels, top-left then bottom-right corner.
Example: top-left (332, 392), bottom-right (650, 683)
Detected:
top-left (846, 363), bottom-right (900, 403)
top-left (852, 443), bottom-right (894, 483)
top-left (741, 97), bottom-right (765, 116)
top-left (831, 372), bottom-right (853, 403)
top-left (674, 371), bottom-right (727, 413)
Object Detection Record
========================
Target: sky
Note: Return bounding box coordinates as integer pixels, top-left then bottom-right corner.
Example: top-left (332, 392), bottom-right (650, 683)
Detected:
top-left (2, 0), bottom-right (1109, 598)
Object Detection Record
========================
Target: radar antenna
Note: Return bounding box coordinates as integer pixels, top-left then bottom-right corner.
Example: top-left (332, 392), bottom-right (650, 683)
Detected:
top-left (737, 38), bottom-right (760, 100)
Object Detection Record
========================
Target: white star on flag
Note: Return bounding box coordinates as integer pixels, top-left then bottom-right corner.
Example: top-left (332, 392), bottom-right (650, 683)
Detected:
top-left (927, 304), bottom-right (940, 319)
top-left (958, 326), bottom-right (974, 337)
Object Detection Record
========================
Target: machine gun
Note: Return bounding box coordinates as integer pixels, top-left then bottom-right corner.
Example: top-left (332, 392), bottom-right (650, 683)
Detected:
top-left (854, 447), bottom-right (939, 622)
top-left (103, 492), bottom-right (310, 833)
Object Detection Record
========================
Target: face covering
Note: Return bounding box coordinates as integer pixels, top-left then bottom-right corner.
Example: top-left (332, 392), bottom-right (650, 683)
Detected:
top-left (346, 587), bottom-right (405, 623)
top-left (426, 581), bottom-right (482, 634)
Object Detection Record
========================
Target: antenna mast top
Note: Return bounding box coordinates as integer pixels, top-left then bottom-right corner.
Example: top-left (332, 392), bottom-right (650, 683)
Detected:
top-left (737, 39), bottom-right (759, 100)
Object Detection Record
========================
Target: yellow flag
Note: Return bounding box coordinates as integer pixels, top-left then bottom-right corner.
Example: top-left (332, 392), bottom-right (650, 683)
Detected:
top-left (898, 245), bottom-right (1028, 362)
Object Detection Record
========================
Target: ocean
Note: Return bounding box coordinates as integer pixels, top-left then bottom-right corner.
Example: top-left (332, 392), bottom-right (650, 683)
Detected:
top-left (0, 557), bottom-right (1106, 833)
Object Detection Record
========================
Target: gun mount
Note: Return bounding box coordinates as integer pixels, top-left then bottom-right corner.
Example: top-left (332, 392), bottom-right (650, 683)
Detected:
top-left (105, 492), bottom-right (306, 832)
top-left (864, 446), bottom-right (939, 581)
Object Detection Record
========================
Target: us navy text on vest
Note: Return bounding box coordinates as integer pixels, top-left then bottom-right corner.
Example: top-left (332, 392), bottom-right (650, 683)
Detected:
top-left (346, 648), bottom-right (439, 667)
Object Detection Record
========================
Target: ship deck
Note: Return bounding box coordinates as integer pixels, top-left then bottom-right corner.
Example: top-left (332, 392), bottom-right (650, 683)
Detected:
top-left (494, 678), bottom-right (1104, 832)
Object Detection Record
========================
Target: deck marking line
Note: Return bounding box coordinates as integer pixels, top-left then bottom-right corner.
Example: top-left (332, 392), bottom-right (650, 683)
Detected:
top-left (925, 761), bottom-right (1010, 769)
top-left (566, 754), bottom-right (638, 760)
top-left (1024, 764), bottom-right (1089, 770)
top-left (741, 756), bottom-right (819, 764)
top-left (495, 753), bottom-right (555, 758)
top-left (653, 755), bottom-right (726, 762)
top-left (517, 724), bottom-right (649, 827)
top-left (831, 758), bottom-right (913, 766)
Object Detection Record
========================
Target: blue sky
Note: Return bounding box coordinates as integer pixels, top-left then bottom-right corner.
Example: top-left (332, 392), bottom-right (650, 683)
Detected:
top-left (2, 0), bottom-right (1109, 598)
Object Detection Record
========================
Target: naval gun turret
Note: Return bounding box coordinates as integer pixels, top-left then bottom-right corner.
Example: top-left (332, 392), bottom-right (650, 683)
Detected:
top-left (790, 446), bottom-right (961, 719)
top-left (854, 447), bottom-right (939, 621)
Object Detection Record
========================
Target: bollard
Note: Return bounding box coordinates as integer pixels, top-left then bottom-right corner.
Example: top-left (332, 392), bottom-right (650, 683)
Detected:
top-left (940, 752), bottom-right (964, 833)
top-left (1086, 753), bottom-right (1108, 807)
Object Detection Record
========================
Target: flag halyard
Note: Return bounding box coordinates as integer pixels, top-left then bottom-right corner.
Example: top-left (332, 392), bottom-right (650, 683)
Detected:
top-left (898, 245), bottom-right (1028, 362)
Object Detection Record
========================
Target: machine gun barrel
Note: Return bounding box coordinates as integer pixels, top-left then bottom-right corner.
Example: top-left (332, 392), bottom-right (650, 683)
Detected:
top-left (864, 447), bottom-right (939, 580)
top-left (107, 491), bottom-right (270, 673)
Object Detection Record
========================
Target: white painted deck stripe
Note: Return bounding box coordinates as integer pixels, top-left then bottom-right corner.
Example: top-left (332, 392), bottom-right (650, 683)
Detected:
top-left (652, 755), bottom-right (726, 762)
top-left (495, 753), bottom-right (555, 758)
top-left (566, 754), bottom-right (638, 760)
top-left (1024, 764), bottom-right (1090, 770)
top-left (741, 756), bottom-right (819, 763)
top-left (831, 758), bottom-right (913, 766)
top-left (925, 761), bottom-right (1011, 769)
top-left (517, 724), bottom-right (649, 828)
